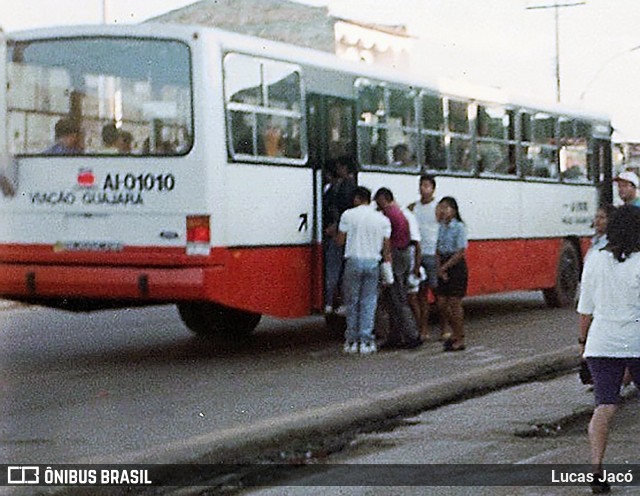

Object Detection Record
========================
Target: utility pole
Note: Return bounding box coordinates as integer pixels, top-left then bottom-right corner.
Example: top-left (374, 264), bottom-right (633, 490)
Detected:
top-left (526, 1), bottom-right (586, 102)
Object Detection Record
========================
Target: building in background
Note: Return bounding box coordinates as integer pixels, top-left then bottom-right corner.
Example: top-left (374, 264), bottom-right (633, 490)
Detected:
top-left (334, 18), bottom-right (412, 70)
top-left (151, 0), bottom-right (413, 71)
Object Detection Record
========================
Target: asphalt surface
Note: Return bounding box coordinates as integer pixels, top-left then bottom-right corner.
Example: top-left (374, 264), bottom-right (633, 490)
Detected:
top-left (2, 291), bottom-right (578, 467)
top-left (4, 292), bottom-right (630, 495)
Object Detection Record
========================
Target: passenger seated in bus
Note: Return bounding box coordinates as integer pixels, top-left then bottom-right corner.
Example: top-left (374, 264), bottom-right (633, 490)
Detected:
top-left (392, 143), bottom-right (416, 167)
top-left (561, 165), bottom-right (585, 180)
top-left (174, 128), bottom-right (192, 154)
top-left (45, 118), bottom-right (84, 155)
top-left (532, 153), bottom-right (554, 177)
top-left (102, 124), bottom-right (133, 154)
top-left (534, 167), bottom-right (551, 178)
top-left (370, 132), bottom-right (387, 165)
top-left (101, 123), bottom-right (119, 152)
top-left (264, 119), bottom-right (285, 157)
top-left (477, 141), bottom-right (503, 173)
top-left (141, 137), bottom-right (175, 155)
top-left (116, 130), bottom-right (133, 154)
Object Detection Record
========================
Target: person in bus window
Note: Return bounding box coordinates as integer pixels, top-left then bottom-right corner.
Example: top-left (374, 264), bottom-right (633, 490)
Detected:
top-left (613, 170), bottom-right (640, 207)
top-left (45, 118), bottom-right (83, 155)
top-left (576, 205), bottom-right (640, 493)
top-left (391, 143), bottom-right (416, 167)
top-left (436, 196), bottom-right (468, 352)
top-left (477, 141), bottom-right (503, 173)
top-left (476, 116), bottom-right (502, 173)
top-left (101, 123), bottom-right (119, 153)
top-left (264, 119), bottom-right (285, 157)
top-left (116, 130), bottom-right (133, 154)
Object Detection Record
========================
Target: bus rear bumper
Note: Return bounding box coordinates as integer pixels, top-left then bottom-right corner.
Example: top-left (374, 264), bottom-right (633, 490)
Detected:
top-left (0, 244), bottom-right (316, 317)
top-left (0, 263), bottom-right (209, 302)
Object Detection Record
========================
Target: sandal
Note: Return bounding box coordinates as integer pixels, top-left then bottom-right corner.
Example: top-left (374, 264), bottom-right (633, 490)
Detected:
top-left (448, 344), bottom-right (466, 352)
top-left (442, 338), bottom-right (454, 351)
top-left (443, 338), bottom-right (465, 352)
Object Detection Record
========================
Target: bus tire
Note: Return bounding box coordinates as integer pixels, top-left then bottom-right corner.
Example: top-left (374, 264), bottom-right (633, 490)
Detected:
top-left (543, 241), bottom-right (581, 308)
top-left (177, 302), bottom-right (261, 338)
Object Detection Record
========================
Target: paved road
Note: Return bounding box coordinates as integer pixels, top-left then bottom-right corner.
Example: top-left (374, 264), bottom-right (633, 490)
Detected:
top-left (1, 291), bottom-right (579, 468)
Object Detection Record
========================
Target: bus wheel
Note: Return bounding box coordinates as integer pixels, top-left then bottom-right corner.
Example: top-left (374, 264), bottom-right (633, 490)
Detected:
top-left (543, 242), bottom-right (581, 308)
top-left (177, 302), bottom-right (261, 338)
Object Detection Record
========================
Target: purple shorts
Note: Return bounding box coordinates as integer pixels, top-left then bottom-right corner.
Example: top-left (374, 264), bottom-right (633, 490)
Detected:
top-left (586, 357), bottom-right (640, 405)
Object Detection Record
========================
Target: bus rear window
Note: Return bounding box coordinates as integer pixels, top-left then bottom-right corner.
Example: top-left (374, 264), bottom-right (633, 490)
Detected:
top-left (7, 37), bottom-right (193, 156)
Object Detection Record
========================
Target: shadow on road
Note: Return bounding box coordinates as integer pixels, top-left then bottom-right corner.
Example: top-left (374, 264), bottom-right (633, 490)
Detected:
top-left (2, 291), bottom-right (560, 372)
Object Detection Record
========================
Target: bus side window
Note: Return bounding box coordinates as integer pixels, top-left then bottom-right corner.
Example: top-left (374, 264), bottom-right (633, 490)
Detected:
top-left (476, 105), bottom-right (516, 175)
top-left (386, 87), bottom-right (418, 168)
top-left (421, 92), bottom-right (446, 170)
top-left (224, 53), bottom-right (305, 162)
top-left (356, 82), bottom-right (419, 170)
top-left (447, 99), bottom-right (472, 173)
top-left (356, 83), bottom-right (386, 166)
top-left (327, 101), bottom-right (354, 160)
top-left (524, 112), bottom-right (559, 180)
top-left (230, 111), bottom-right (255, 155)
top-left (559, 118), bottom-right (590, 182)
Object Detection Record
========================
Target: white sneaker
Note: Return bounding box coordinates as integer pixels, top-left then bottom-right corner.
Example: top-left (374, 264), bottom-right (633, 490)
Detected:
top-left (335, 305), bottom-right (347, 317)
top-left (343, 341), bottom-right (359, 354)
top-left (324, 305), bottom-right (333, 314)
top-left (359, 341), bottom-right (377, 354)
top-left (621, 383), bottom-right (636, 397)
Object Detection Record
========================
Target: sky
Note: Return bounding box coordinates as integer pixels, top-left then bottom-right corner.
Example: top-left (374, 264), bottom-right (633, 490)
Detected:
top-left (1, 0), bottom-right (640, 140)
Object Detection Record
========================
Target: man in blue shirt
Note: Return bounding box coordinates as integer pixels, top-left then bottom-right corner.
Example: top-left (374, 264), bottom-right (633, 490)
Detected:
top-left (44, 118), bottom-right (83, 155)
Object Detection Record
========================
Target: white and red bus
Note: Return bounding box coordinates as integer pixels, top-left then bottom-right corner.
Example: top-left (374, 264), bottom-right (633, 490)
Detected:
top-left (0, 24), bottom-right (612, 338)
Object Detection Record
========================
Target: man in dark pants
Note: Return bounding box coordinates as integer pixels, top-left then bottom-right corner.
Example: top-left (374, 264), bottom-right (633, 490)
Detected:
top-left (323, 157), bottom-right (357, 314)
top-left (374, 187), bottom-right (422, 349)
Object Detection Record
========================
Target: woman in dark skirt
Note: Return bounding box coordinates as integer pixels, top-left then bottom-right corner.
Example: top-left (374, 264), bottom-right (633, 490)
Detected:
top-left (435, 197), bottom-right (468, 351)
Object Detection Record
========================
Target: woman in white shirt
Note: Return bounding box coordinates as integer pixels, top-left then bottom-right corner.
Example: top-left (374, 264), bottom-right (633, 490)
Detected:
top-left (577, 204), bottom-right (640, 493)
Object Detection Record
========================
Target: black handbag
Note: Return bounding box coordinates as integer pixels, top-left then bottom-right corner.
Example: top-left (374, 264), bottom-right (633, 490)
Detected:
top-left (579, 360), bottom-right (593, 385)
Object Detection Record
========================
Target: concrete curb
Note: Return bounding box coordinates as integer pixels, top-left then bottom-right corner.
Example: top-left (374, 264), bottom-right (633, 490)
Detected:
top-left (0, 299), bottom-right (25, 311)
top-left (82, 345), bottom-right (580, 466)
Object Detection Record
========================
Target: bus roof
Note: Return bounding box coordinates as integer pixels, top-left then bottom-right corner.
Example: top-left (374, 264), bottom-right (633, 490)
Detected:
top-left (7, 22), bottom-right (611, 125)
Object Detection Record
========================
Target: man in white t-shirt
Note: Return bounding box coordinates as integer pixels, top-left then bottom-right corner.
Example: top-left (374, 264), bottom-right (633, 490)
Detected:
top-left (408, 174), bottom-right (439, 340)
top-left (337, 186), bottom-right (392, 355)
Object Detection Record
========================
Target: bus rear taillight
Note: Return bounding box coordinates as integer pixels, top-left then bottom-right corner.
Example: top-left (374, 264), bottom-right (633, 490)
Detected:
top-left (186, 215), bottom-right (210, 256)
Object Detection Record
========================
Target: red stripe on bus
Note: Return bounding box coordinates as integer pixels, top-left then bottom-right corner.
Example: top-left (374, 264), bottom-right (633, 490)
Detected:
top-left (0, 244), bottom-right (315, 317)
top-left (465, 238), bottom-right (562, 296)
top-left (0, 237), bottom-right (583, 317)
